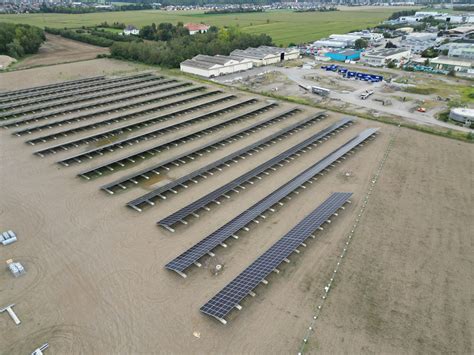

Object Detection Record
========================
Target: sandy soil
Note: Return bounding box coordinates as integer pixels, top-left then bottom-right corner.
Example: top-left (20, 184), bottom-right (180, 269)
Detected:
top-left (0, 59), bottom-right (472, 354)
top-left (11, 34), bottom-right (109, 70)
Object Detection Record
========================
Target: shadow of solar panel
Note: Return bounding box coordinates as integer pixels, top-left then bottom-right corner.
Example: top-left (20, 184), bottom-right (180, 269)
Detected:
top-left (200, 192), bottom-right (352, 324)
top-left (157, 117), bottom-right (352, 227)
top-left (164, 128), bottom-right (378, 275)
top-left (127, 111), bottom-right (331, 210)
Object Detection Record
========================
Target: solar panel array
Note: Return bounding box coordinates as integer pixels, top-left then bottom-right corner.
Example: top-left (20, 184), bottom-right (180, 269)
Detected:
top-left (157, 117), bottom-right (353, 226)
top-left (200, 192), bottom-right (352, 323)
top-left (0, 75), bottom-right (106, 101)
top-left (0, 74), bottom-right (163, 111)
top-left (0, 76), bottom-right (175, 120)
top-left (58, 102), bottom-right (279, 167)
top-left (31, 95), bottom-right (244, 156)
top-left (96, 107), bottom-right (301, 190)
top-left (127, 111), bottom-right (330, 210)
top-left (11, 88), bottom-right (218, 135)
top-left (1, 72), bottom-right (383, 325)
top-left (1, 83), bottom-right (202, 129)
top-left (164, 128), bottom-right (378, 272)
top-left (26, 95), bottom-right (245, 146)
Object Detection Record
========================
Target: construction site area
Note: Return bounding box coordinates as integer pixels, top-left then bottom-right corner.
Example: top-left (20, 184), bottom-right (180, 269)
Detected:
top-left (215, 59), bottom-right (473, 135)
top-left (0, 58), bottom-right (472, 354)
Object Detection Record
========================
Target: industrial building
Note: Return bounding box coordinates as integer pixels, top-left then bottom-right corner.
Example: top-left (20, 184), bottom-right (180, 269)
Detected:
top-left (445, 42), bottom-right (474, 59)
top-left (449, 108), bottom-right (474, 124)
top-left (180, 54), bottom-right (253, 78)
top-left (401, 32), bottom-right (439, 54)
top-left (360, 48), bottom-right (411, 67)
top-left (325, 49), bottom-right (361, 62)
top-left (230, 46), bottom-right (299, 66)
top-left (429, 56), bottom-right (473, 74)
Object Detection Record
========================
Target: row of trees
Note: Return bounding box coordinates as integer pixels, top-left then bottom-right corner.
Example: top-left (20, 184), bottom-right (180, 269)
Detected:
top-left (0, 22), bottom-right (45, 58)
top-left (45, 27), bottom-right (114, 47)
top-left (111, 26), bottom-right (272, 68)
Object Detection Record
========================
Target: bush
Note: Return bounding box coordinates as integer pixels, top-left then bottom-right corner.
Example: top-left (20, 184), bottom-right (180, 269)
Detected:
top-left (0, 22), bottom-right (45, 58)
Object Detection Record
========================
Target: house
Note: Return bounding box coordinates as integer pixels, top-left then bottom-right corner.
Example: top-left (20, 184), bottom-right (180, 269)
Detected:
top-left (180, 54), bottom-right (253, 77)
top-left (230, 46), bottom-right (299, 66)
top-left (325, 49), bottom-right (361, 62)
top-left (360, 48), bottom-right (411, 67)
top-left (123, 25), bottom-right (139, 36)
top-left (184, 23), bottom-right (210, 35)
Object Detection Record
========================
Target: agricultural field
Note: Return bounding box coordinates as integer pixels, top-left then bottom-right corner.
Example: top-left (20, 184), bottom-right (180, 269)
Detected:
top-left (0, 7), bottom-right (413, 45)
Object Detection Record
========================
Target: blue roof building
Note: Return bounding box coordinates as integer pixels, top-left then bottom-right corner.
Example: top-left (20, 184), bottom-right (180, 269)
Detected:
top-left (325, 50), bottom-right (361, 62)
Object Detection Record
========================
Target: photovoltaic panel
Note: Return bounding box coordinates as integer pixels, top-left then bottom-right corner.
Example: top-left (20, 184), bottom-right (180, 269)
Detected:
top-left (59, 102), bottom-right (278, 167)
top-left (164, 128), bottom-right (378, 275)
top-left (0, 74), bottom-right (163, 111)
top-left (0, 83), bottom-right (203, 128)
top-left (32, 96), bottom-right (248, 155)
top-left (26, 95), bottom-right (243, 146)
top-left (200, 192), bottom-right (352, 323)
top-left (97, 107), bottom-right (300, 190)
top-left (11, 88), bottom-right (218, 135)
top-left (157, 117), bottom-right (352, 227)
top-left (127, 111), bottom-right (330, 210)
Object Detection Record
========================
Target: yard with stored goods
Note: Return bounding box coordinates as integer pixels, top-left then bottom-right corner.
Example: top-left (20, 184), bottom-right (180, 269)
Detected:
top-left (0, 58), bottom-right (472, 354)
top-left (0, 7), bottom-right (412, 45)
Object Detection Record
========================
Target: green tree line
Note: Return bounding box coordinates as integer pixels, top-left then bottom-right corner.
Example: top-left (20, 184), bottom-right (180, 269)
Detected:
top-left (111, 25), bottom-right (272, 68)
top-left (0, 22), bottom-right (45, 58)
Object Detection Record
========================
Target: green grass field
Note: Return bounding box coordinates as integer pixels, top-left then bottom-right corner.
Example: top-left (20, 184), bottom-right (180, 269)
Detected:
top-left (0, 7), bottom-right (412, 45)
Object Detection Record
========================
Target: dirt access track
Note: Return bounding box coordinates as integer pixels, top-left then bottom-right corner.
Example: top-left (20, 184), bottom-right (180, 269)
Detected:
top-left (0, 59), bottom-right (472, 354)
top-left (13, 34), bottom-right (109, 70)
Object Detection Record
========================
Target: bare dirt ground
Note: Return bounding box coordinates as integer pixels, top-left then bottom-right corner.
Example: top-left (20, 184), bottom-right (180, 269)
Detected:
top-left (0, 59), bottom-right (472, 354)
top-left (12, 34), bottom-right (109, 70)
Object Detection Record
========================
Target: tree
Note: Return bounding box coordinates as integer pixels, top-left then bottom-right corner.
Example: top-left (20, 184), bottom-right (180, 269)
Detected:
top-left (385, 41), bottom-right (397, 49)
top-left (387, 60), bottom-right (396, 69)
top-left (354, 38), bottom-right (368, 50)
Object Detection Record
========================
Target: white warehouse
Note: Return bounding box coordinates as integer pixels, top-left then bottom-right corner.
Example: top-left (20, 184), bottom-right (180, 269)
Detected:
top-left (180, 55), bottom-right (253, 78)
top-left (230, 46), bottom-right (300, 66)
top-left (360, 48), bottom-right (412, 67)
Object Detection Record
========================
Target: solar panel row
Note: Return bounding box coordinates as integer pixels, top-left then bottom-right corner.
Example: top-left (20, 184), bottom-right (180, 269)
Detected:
top-left (64, 102), bottom-right (279, 168)
top-left (0, 79), bottom-right (181, 120)
top-left (157, 117), bottom-right (352, 227)
top-left (200, 192), bottom-right (352, 323)
top-left (0, 73), bottom-right (155, 105)
top-left (164, 128), bottom-right (378, 273)
top-left (57, 100), bottom-right (270, 166)
top-left (0, 75), bottom-right (106, 101)
top-left (32, 97), bottom-right (254, 154)
top-left (96, 107), bottom-right (301, 190)
top-left (0, 74), bottom-right (162, 111)
top-left (0, 79), bottom-right (176, 119)
top-left (4, 85), bottom-right (209, 131)
top-left (127, 111), bottom-right (330, 211)
top-left (25, 94), bottom-right (239, 145)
